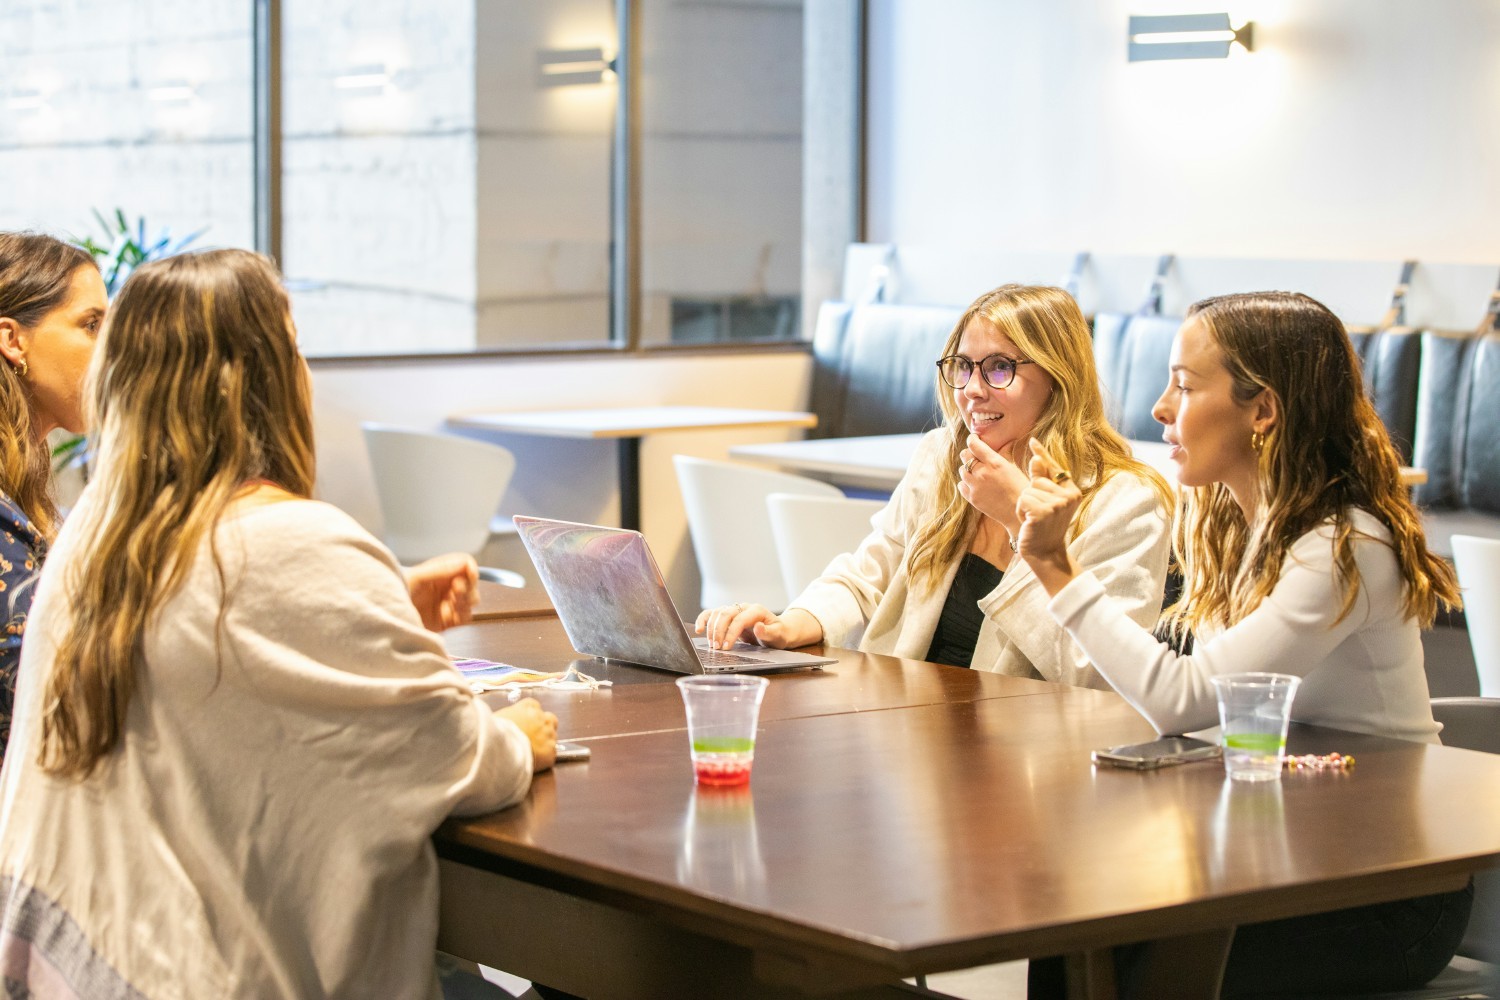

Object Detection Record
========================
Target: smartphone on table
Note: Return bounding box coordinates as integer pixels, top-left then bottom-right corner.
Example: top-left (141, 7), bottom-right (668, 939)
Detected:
top-left (1092, 735), bottom-right (1221, 770)
top-left (555, 741), bottom-right (592, 762)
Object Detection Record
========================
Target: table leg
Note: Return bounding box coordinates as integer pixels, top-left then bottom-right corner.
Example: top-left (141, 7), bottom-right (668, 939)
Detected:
top-left (618, 436), bottom-right (641, 532)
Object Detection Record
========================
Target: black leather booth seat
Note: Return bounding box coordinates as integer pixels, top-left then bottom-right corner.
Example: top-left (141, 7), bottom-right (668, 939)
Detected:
top-left (1412, 329), bottom-right (1500, 558)
top-left (808, 301), bottom-right (960, 440)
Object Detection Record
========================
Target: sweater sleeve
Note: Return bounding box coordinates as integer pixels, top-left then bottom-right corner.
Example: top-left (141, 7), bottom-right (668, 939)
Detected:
top-left (1047, 521), bottom-right (1384, 734)
top-left (219, 502), bottom-right (533, 821)
top-left (784, 431), bottom-right (944, 646)
top-left (988, 473), bottom-right (1171, 688)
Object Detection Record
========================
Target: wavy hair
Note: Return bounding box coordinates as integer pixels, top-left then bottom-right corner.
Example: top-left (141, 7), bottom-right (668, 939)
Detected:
top-left (39, 249), bottom-right (316, 778)
top-left (907, 284), bottom-right (1172, 592)
top-left (0, 232), bottom-right (97, 538)
top-left (1166, 291), bottom-right (1458, 636)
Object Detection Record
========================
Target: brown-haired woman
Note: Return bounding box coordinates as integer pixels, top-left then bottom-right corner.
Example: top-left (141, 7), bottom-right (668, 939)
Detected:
top-left (1018, 291), bottom-right (1468, 996)
top-left (0, 249), bottom-right (556, 998)
top-left (699, 283), bottom-right (1173, 686)
top-left (0, 232), bottom-right (106, 755)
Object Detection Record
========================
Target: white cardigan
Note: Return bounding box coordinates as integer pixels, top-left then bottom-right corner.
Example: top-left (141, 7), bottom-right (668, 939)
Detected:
top-left (0, 495), bottom-right (533, 999)
top-left (788, 428), bottom-right (1172, 688)
top-left (1048, 507), bottom-right (1440, 743)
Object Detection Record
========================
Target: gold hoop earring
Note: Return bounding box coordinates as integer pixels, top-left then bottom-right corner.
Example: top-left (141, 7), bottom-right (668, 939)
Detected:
top-left (1250, 430), bottom-right (1265, 454)
top-left (13, 358), bottom-right (26, 379)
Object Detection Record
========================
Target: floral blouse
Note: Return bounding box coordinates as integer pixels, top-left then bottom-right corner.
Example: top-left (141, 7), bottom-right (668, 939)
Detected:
top-left (0, 493), bottom-right (44, 756)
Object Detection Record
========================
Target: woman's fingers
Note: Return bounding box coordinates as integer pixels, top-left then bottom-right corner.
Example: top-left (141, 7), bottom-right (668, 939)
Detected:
top-left (696, 602), bottom-right (775, 649)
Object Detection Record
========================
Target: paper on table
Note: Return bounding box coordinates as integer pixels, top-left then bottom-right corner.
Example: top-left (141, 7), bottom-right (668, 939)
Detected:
top-left (451, 657), bottom-right (560, 691)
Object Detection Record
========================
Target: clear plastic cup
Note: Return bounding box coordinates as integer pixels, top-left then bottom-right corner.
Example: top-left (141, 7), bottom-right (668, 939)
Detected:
top-left (676, 675), bottom-right (769, 786)
top-left (1211, 673), bottom-right (1301, 782)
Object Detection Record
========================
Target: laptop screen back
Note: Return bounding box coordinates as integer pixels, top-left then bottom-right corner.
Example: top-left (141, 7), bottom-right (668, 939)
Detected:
top-left (513, 516), bottom-right (698, 670)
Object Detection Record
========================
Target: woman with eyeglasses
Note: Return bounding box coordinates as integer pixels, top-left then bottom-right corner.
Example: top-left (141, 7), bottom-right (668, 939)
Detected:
top-left (1017, 291), bottom-right (1468, 997)
top-left (698, 283), bottom-right (1173, 687)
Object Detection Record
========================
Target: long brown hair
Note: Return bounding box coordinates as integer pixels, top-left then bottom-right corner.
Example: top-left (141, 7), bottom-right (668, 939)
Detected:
top-left (0, 232), bottom-right (98, 538)
top-left (40, 249), bottom-right (316, 778)
top-left (1166, 291), bottom-right (1459, 636)
top-left (907, 284), bottom-right (1172, 591)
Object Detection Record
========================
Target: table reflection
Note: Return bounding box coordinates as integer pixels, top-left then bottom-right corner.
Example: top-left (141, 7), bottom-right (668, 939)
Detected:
top-left (1211, 777), bottom-right (1290, 886)
top-left (676, 785), bottom-right (768, 903)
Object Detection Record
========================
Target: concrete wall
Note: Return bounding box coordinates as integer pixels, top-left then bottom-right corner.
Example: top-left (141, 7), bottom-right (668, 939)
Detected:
top-left (0, 0), bottom-right (255, 248)
top-left (866, 0), bottom-right (1500, 265)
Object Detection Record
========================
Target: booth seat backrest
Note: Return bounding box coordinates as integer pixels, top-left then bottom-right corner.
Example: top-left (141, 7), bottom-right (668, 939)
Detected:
top-left (1347, 326), bottom-right (1423, 463)
top-left (809, 301), bottom-right (962, 439)
top-left (1092, 311), bottom-right (1178, 441)
top-left (1413, 329), bottom-right (1500, 515)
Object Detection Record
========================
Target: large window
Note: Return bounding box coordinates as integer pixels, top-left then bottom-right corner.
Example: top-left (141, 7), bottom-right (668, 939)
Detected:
top-left (0, 2), bottom-right (255, 262)
top-left (3, 0), bottom-right (810, 357)
top-left (639, 0), bottom-right (803, 346)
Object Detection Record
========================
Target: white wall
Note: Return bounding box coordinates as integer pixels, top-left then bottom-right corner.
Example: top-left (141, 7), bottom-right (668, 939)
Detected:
top-left (866, 1), bottom-right (1500, 265)
top-left (310, 350), bottom-right (813, 612)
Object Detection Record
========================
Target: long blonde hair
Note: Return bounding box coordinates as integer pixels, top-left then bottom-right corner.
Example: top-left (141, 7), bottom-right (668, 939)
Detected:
top-left (1166, 291), bottom-right (1459, 636)
top-left (40, 249), bottom-right (316, 778)
top-left (907, 284), bottom-right (1172, 591)
top-left (0, 232), bottom-right (98, 539)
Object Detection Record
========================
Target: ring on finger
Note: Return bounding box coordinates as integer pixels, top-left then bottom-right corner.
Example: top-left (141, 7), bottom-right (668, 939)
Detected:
top-left (1052, 468), bottom-right (1072, 484)
top-left (965, 458), bottom-right (978, 473)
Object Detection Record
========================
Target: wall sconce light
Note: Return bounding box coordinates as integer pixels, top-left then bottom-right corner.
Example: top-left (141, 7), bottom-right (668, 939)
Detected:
top-left (537, 47), bottom-right (611, 88)
top-left (7, 89), bottom-right (46, 112)
top-left (1128, 13), bottom-right (1254, 62)
top-left (334, 64), bottom-right (390, 92)
top-left (148, 81), bottom-right (197, 103)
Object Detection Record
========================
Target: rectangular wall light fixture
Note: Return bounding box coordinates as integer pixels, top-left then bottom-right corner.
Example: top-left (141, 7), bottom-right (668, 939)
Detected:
top-left (7, 89), bottom-right (45, 112)
top-left (334, 64), bottom-right (390, 92)
top-left (537, 47), bottom-right (610, 88)
top-left (148, 81), bottom-right (197, 103)
top-left (1128, 13), bottom-right (1254, 61)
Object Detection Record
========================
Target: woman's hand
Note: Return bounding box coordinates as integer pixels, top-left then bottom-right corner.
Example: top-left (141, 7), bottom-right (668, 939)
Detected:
top-left (496, 697), bottom-right (558, 772)
top-left (694, 603), bottom-right (823, 650)
top-left (404, 554), bottom-right (480, 632)
top-left (957, 433), bottom-right (1030, 534)
top-left (1016, 439), bottom-right (1083, 597)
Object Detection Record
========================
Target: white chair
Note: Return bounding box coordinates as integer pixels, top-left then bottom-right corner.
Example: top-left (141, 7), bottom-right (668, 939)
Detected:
top-left (362, 423), bottom-right (517, 565)
top-left (1451, 535), bottom-right (1500, 697)
top-left (673, 455), bottom-right (844, 612)
top-left (766, 492), bottom-right (884, 600)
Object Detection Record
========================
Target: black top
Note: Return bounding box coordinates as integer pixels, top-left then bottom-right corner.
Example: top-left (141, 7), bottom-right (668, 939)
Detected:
top-left (924, 552), bottom-right (1004, 668)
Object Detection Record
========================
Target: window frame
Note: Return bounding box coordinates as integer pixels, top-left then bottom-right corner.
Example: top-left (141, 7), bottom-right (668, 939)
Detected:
top-left (252, 0), bottom-right (859, 363)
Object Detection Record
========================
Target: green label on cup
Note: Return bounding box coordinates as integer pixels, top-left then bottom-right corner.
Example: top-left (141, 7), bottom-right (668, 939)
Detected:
top-left (1225, 733), bottom-right (1284, 752)
top-left (692, 737), bottom-right (755, 754)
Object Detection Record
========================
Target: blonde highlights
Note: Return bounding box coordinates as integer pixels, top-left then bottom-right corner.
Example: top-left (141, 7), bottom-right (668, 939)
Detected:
top-left (0, 232), bottom-right (98, 538)
top-left (1166, 291), bottom-right (1459, 636)
top-left (40, 249), bottom-right (315, 778)
top-left (907, 284), bottom-right (1171, 591)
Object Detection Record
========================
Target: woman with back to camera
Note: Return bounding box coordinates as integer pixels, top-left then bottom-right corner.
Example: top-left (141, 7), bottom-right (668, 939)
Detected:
top-left (1017, 291), bottom-right (1468, 997)
top-left (698, 283), bottom-right (1173, 687)
top-left (0, 232), bottom-right (107, 756)
top-left (0, 248), bottom-right (557, 998)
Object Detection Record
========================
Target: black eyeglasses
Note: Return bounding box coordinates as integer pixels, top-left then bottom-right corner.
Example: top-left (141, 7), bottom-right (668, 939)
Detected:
top-left (935, 353), bottom-right (1036, 390)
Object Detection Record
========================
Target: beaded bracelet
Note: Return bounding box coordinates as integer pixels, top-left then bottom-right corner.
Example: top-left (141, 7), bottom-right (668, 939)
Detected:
top-left (1284, 751), bottom-right (1355, 771)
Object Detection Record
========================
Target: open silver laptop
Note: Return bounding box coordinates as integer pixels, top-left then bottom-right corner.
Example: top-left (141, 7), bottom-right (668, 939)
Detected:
top-left (513, 515), bottom-right (835, 674)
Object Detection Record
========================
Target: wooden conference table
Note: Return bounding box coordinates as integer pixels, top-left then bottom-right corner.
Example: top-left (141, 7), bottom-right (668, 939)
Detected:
top-left (447, 405), bottom-right (818, 531)
top-left (435, 617), bottom-right (1500, 1000)
top-left (730, 433), bottom-right (1430, 492)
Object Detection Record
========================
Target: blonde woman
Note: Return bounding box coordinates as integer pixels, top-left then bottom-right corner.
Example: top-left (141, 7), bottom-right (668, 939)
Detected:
top-left (0, 232), bottom-right (107, 755)
top-left (0, 249), bottom-right (556, 998)
top-left (699, 284), bottom-right (1173, 687)
top-left (1018, 291), bottom-right (1467, 996)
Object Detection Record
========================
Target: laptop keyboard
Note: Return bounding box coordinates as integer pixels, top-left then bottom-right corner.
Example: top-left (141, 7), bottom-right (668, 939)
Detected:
top-left (696, 647), bottom-right (764, 667)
